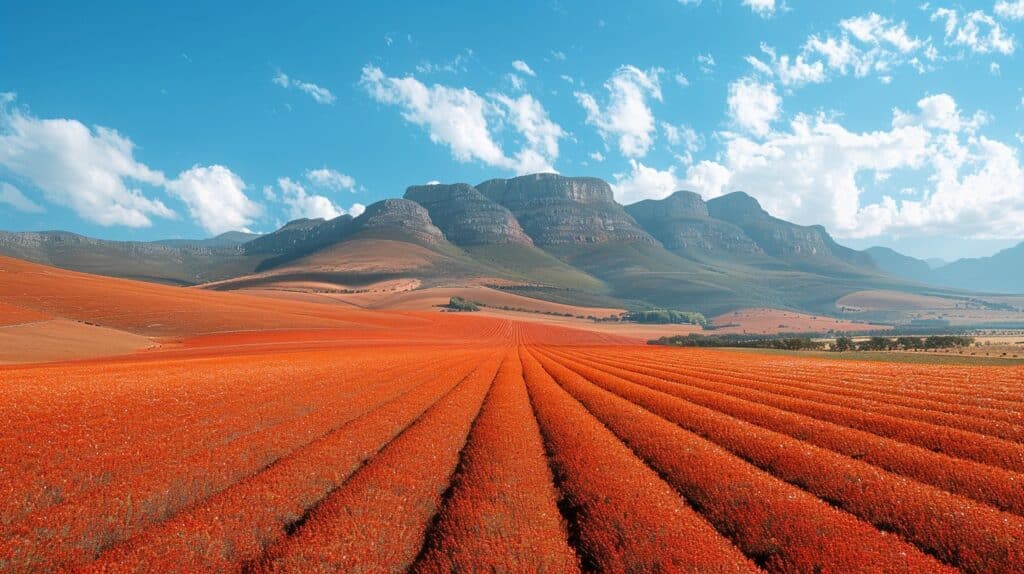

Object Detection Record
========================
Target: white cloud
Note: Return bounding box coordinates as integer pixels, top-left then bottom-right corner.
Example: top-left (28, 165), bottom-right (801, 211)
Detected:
top-left (697, 53), bottom-right (716, 74)
top-left (613, 160), bottom-right (684, 205)
top-left (491, 93), bottom-right (565, 173)
top-left (589, 151), bottom-right (606, 162)
top-left (506, 73), bottom-right (525, 91)
top-left (305, 168), bottom-right (357, 192)
top-left (550, 50), bottom-right (567, 61)
top-left (892, 93), bottom-right (988, 133)
top-left (841, 12), bottom-right (923, 53)
top-left (674, 72), bottom-right (690, 87)
top-left (575, 65), bottom-right (663, 158)
top-left (996, 0), bottom-right (1024, 20)
top-left (661, 122), bottom-right (702, 164)
top-left (165, 165), bottom-right (262, 235)
top-left (0, 96), bottom-right (266, 234)
top-left (931, 8), bottom-right (1015, 55)
top-left (414, 50), bottom-right (473, 75)
top-left (0, 181), bottom-right (44, 213)
top-left (361, 65), bottom-right (507, 167)
top-left (727, 77), bottom-right (781, 137)
top-left (273, 71), bottom-right (336, 104)
top-left (512, 60), bottom-right (536, 76)
top-left (754, 13), bottom-right (931, 86)
top-left (275, 177), bottom-right (350, 220)
top-left (746, 44), bottom-right (826, 86)
top-left (677, 0), bottom-right (702, 5)
top-left (742, 0), bottom-right (776, 18)
top-left (677, 94), bottom-right (1024, 239)
top-left (611, 159), bottom-right (733, 205)
top-left (360, 65), bottom-right (563, 174)
top-left (349, 202), bottom-right (366, 217)
top-left (0, 99), bottom-right (173, 227)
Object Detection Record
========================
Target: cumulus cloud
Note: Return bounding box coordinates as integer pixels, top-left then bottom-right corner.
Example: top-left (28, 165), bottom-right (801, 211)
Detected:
top-left (273, 71), bottom-right (336, 104)
top-left (612, 160), bottom-right (685, 205)
top-left (995, 0), bottom-right (1024, 20)
top-left (675, 94), bottom-right (1024, 239)
top-left (0, 96), bottom-right (263, 233)
top-left (892, 93), bottom-right (988, 133)
top-left (742, 0), bottom-right (776, 18)
top-left (512, 60), bottom-right (536, 76)
top-left (360, 65), bottom-right (564, 174)
top-left (273, 177), bottom-right (360, 220)
top-left (661, 122), bottom-right (702, 164)
top-left (165, 165), bottom-right (262, 235)
top-left (575, 65), bottom-right (663, 158)
top-left (0, 99), bottom-right (173, 227)
top-left (727, 77), bottom-right (781, 137)
top-left (492, 93), bottom-right (565, 173)
top-left (0, 181), bottom-right (44, 213)
top-left (931, 8), bottom-right (1015, 55)
top-left (750, 13), bottom-right (931, 86)
top-left (305, 168), bottom-right (357, 192)
top-left (746, 44), bottom-right (826, 86)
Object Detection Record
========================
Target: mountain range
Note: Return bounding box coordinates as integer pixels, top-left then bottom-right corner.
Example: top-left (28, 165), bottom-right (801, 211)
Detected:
top-left (2, 173), bottom-right (1019, 316)
top-left (867, 244), bottom-right (1024, 294)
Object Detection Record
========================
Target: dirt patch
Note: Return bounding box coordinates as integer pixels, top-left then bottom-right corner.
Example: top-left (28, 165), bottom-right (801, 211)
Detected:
top-left (711, 307), bottom-right (888, 335)
top-left (836, 290), bottom-right (959, 312)
top-left (0, 319), bottom-right (155, 364)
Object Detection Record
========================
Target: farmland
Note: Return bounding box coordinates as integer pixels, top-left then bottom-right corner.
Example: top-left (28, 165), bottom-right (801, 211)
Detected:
top-left (1, 258), bottom-right (1023, 572)
top-left (1, 334), bottom-right (1022, 572)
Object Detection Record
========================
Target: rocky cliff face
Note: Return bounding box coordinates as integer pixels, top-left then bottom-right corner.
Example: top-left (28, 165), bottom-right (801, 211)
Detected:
top-left (708, 192), bottom-right (873, 267)
top-left (626, 191), bottom-right (763, 256)
top-left (476, 173), bottom-right (655, 245)
top-left (404, 184), bottom-right (532, 246)
top-left (352, 198), bottom-right (445, 245)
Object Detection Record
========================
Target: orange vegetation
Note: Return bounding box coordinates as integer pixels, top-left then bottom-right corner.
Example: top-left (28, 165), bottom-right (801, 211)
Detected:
top-left (1, 257), bottom-right (1022, 573)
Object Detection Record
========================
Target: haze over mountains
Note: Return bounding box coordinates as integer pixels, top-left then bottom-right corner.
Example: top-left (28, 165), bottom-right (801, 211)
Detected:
top-left (1, 173), bottom-right (1020, 316)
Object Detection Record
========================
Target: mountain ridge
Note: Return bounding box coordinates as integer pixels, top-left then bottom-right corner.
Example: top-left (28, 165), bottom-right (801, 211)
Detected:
top-left (2, 173), bottom-right (1004, 315)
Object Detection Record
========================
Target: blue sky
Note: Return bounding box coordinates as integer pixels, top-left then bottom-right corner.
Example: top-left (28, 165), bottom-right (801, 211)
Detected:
top-left (1, 0), bottom-right (1023, 260)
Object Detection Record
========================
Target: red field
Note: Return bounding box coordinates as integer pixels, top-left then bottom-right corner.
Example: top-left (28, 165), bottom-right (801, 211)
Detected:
top-left (1, 258), bottom-right (1023, 572)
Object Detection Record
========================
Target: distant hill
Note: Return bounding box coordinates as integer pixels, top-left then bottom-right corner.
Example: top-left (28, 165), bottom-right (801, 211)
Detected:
top-left (865, 247), bottom-right (933, 284)
top-left (865, 243), bottom-right (1024, 294)
top-left (1, 172), bottom-right (996, 314)
top-left (0, 230), bottom-right (261, 285)
top-left (153, 231), bottom-right (261, 249)
top-left (931, 242), bottom-right (1024, 293)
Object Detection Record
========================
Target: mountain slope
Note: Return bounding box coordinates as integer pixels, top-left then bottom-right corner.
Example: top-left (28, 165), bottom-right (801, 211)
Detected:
top-left (2, 172), bottom-right (989, 316)
top-left (930, 242), bottom-right (1024, 293)
top-left (626, 190), bottom-right (763, 260)
top-left (708, 192), bottom-right (876, 273)
top-left (865, 247), bottom-right (933, 284)
top-left (0, 230), bottom-right (260, 285)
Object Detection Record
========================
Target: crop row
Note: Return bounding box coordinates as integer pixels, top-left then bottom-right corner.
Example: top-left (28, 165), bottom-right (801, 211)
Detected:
top-left (411, 350), bottom-right (581, 573)
top-left (252, 352), bottom-right (502, 572)
top-left (580, 349), bottom-right (1024, 472)
top-left (519, 349), bottom-right (757, 572)
top-left (608, 350), bottom-right (1023, 440)
top-left (541, 348), bottom-right (1024, 574)
top-left (531, 349), bottom-right (956, 574)
top-left (557, 347), bottom-right (1024, 516)
top-left (647, 350), bottom-right (1024, 426)
top-left (0, 350), bottom-right (476, 571)
top-left (81, 354), bottom-right (486, 573)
